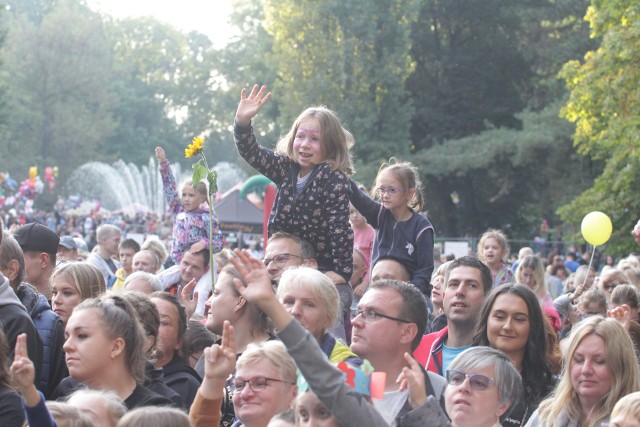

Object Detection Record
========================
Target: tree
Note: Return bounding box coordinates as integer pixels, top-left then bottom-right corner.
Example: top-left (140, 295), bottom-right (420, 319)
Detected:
top-left (0, 0), bottom-right (115, 181)
top-left (558, 0), bottom-right (640, 256)
top-left (261, 0), bottom-right (417, 184)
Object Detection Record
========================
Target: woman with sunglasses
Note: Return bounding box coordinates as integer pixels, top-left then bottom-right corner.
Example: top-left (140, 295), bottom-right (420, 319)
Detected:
top-left (398, 346), bottom-right (522, 427)
top-left (473, 284), bottom-right (557, 426)
top-left (526, 316), bottom-right (640, 427)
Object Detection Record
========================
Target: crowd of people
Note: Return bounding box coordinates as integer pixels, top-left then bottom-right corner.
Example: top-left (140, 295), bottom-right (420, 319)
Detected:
top-left (1, 84), bottom-right (640, 427)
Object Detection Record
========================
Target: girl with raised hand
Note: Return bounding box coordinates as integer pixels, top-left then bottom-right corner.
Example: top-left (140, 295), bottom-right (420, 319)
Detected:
top-left (233, 85), bottom-right (354, 300)
top-left (349, 158), bottom-right (435, 297)
top-left (155, 146), bottom-right (223, 265)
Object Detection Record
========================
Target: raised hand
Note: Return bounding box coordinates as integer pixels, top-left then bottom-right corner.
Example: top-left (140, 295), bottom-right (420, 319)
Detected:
top-left (178, 279), bottom-right (199, 320)
top-left (189, 241), bottom-right (207, 253)
top-left (155, 147), bottom-right (167, 162)
top-left (235, 85), bottom-right (272, 126)
top-left (608, 304), bottom-right (632, 331)
top-left (229, 249), bottom-right (275, 306)
top-left (633, 219), bottom-right (640, 246)
top-left (10, 334), bottom-right (40, 407)
top-left (397, 352), bottom-right (428, 409)
top-left (199, 321), bottom-right (237, 400)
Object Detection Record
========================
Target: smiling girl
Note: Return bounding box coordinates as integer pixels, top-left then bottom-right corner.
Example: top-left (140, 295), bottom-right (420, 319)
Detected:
top-left (234, 85), bottom-right (355, 338)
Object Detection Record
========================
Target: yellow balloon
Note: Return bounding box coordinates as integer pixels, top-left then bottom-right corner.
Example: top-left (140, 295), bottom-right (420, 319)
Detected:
top-left (581, 211), bottom-right (613, 246)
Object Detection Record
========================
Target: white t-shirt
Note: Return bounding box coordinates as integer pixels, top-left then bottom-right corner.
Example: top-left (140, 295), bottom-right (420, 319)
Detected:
top-left (374, 389), bottom-right (409, 425)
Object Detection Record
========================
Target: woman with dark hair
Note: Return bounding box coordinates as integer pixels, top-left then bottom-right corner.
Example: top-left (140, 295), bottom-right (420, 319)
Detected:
top-left (150, 291), bottom-right (202, 409)
top-left (474, 284), bottom-right (557, 426)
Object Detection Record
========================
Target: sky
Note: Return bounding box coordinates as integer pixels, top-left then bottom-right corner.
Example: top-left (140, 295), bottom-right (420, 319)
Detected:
top-left (85, 0), bottom-right (236, 47)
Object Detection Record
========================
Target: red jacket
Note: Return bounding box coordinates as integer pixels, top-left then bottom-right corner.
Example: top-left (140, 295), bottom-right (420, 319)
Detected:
top-left (413, 326), bottom-right (448, 375)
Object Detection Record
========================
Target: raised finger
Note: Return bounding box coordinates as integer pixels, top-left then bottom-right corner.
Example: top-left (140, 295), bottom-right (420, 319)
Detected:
top-left (14, 334), bottom-right (27, 359)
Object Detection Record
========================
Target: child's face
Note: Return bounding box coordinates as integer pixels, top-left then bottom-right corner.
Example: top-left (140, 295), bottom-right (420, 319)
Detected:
top-left (349, 205), bottom-right (366, 227)
top-left (608, 414), bottom-right (640, 427)
top-left (376, 171), bottom-right (414, 212)
top-left (181, 183), bottom-right (206, 211)
top-left (118, 247), bottom-right (136, 271)
top-left (481, 237), bottom-right (503, 266)
top-left (295, 392), bottom-right (339, 427)
top-left (293, 118), bottom-right (325, 176)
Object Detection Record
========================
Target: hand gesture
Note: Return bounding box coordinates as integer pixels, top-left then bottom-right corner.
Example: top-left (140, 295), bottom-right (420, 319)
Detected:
top-left (397, 352), bottom-right (428, 409)
top-left (608, 304), bottom-right (632, 331)
top-left (178, 279), bottom-right (198, 320)
top-left (190, 241), bottom-right (207, 253)
top-left (155, 147), bottom-right (167, 163)
top-left (229, 249), bottom-right (275, 307)
top-left (10, 334), bottom-right (40, 407)
top-left (235, 85), bottom-right (272, 126)
top-left (199, 321), bottom-right (237, 399)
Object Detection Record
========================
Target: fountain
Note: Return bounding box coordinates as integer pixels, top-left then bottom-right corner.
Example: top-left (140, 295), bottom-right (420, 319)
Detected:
top-left (66, 157), bottom-right (247, 216)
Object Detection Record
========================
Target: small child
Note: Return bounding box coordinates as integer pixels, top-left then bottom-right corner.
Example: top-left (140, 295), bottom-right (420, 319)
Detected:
top-left (112, 238), bottom-right (140, 291)
top-left (155, 147), bottom-right (223, 265)
top-left (476, 228), bottom-right (514, 288)
top-left (350, 158), bottom-right (434, 297)
top-left (234, 85), bottom-right (354, 301)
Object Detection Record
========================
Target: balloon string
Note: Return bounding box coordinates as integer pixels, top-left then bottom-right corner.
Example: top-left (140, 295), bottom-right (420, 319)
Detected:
top-left (581, 247), bottom-right (597, 289)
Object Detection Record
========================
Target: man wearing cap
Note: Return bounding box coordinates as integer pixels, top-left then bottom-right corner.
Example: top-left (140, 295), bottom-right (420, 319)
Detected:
top-left (12, 222), bottom-right (59, 302)
top-left (57, 236), bottom-right (78, 263)
top-left (1, 230), bottom-right (64, 397)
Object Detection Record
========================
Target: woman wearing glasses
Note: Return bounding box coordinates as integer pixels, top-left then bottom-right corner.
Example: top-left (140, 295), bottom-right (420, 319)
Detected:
top-left (473, 284), bottom-right (557, 426)
top-left (398, 346), bottom-right (522, 427)
top-left (525, 316), bottom-right (640, 427)
top-left (231, 341), bottom-right (298, 427)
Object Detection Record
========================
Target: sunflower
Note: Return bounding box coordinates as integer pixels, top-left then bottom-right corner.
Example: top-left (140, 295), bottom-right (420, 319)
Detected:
top-left (185, 136), bottom-right (205, 158)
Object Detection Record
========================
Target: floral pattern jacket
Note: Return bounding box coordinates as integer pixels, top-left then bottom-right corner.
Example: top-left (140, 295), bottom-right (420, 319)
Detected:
top-left (160, 160), bottom-right (223, 264)
top-left (234, 123), bottom-right (353, 282)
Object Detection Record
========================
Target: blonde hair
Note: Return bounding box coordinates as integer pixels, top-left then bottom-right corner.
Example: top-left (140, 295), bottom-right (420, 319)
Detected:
top-left (477, 229), bottom-right (511, 263)
top-left (536, 317), bottom-right (640, 427)
top-left (116, 407), bottom-right (190, 427)
top-left (275, 106), bottom-right (354, 175)
top-left (52, 262), bottom-right (106, 300)
top-left (141, 237), bottom-right (168, 264)
top-left (46, 402), bottom-right (93, 427)
top-left (236, 340), bottom-right (297, 385)
top-left (276, 267), bottom-right (339, 333)
top-left (372, 158), bottom-right (424, 211)
top-left (67, 389), bottom-right (126, 426)
top-left (515, 255), bottom-right (547, 298)
top-left (181, 178), bottom-right (208, 198)
top-left (610, 391), bottom-right (640, 421)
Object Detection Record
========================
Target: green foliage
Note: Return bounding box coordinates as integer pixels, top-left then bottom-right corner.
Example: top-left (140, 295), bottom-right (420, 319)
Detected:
top-left (261, 0), bottom-right (416, 181)
top-left (0, 0), bottom-right (115, 181)
top-left (558, 0), bottom-right (640, 256)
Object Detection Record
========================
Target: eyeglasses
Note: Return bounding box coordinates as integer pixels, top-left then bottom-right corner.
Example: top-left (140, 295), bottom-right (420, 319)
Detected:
top-left (446, 369), bottom-right (495, 391)
top-left (376, 186), bottom-right (403, 196)
top-left (602, 283), bottom-right (619, 291)
top-left (232, 377), bottom-right (294, 394)
top-left (354, 308), bottom-right (410, 324)
top-left (263, 253), bottom-right (301, 267)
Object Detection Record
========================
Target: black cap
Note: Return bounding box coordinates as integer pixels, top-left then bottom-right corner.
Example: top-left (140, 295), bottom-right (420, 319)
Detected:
top-left (13, 223), bottom-right (60, 254)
